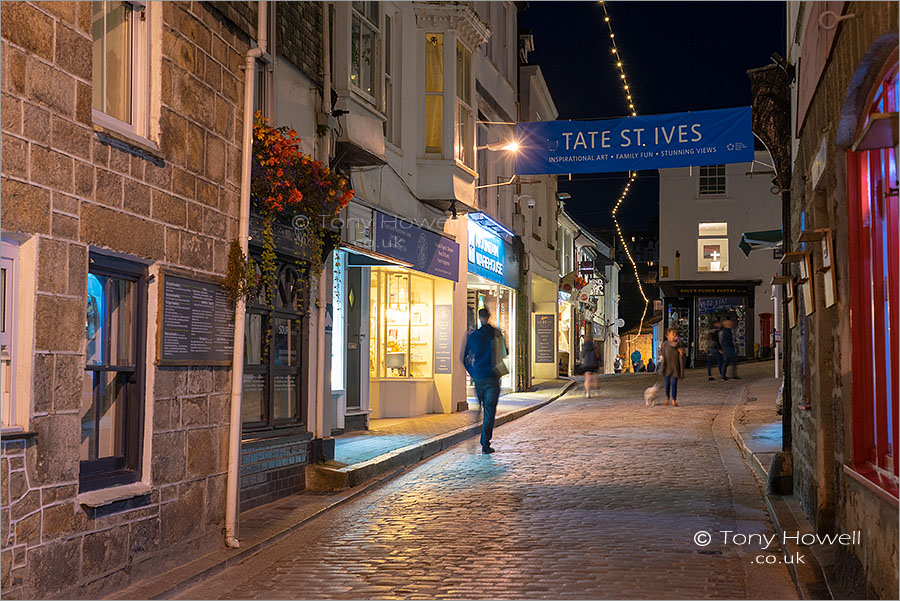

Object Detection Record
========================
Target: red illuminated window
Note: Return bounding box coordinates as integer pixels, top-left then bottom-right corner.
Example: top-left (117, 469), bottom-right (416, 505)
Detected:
top-left (847, 62), bottom-right (899, 499)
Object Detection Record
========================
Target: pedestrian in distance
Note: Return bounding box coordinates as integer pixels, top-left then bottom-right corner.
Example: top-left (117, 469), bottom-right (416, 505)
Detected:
top-left (581, 331), bottom-right (600, 398)
top-left (658, 325), bottom-right (685, 406)
top-left (462, 308), bottom-right (508, 454)
top-left (630, 348), bottom-right (642, 373)
top-left (706, 317), bottom-right (724, 381)
top-left (720, 316), bottom-right (739, 380)
top-left (613, 355), bottom-right (623, 373)
top-left (646, 358), bottom-right (656, 373)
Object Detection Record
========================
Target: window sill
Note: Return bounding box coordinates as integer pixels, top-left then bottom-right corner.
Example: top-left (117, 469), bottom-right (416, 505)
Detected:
top-left (92, 111), bottom-right (164, 166)
top-left (1, 429), bottom-right (37, 441)
top-left (77, 481), bottom-right (152, 508)
top-left (843, 464), bottom-right (899, 507)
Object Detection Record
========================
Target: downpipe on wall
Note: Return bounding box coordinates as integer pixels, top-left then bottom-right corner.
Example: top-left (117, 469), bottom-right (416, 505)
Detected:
top-left (225, 0), bottom-right (267, 550)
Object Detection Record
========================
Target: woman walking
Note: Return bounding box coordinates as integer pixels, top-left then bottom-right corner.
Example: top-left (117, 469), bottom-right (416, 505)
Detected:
top-left (581, 332), bottom-right (600, 398)
top-left (659, 326), bottom-right (685, 406)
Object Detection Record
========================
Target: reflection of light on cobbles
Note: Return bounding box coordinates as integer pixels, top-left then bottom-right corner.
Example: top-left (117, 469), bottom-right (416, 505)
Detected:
top-left (181, 363), bottom-right (797, 600)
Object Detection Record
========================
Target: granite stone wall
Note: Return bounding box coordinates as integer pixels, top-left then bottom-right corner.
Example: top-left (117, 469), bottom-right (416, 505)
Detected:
top-left (788, 2), bottom-right (899, 598)
top-left (0, 1), bottom-right (251, 597)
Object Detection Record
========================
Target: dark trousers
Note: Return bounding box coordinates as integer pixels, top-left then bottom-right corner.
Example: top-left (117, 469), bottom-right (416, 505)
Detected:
top-left (474, 376), bottom-right (501, 450)
top-left (723, 351), bottom-right (738, 377)
top-left (664, 375), bottom-right (678, 400)
top-left (706, 352), bottom-right (718, 376)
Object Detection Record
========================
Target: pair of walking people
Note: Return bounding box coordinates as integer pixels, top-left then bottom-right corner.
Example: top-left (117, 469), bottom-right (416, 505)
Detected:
top-left (705, 317), bottom-right (739, 381)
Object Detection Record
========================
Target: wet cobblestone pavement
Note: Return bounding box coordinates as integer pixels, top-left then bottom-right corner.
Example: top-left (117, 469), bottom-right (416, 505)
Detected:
top-left (180, 363), bottom-right (796, 600)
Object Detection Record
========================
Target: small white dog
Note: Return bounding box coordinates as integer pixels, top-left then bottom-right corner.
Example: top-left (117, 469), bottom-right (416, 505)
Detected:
top-left (644, 383), bottom-right (661, 406)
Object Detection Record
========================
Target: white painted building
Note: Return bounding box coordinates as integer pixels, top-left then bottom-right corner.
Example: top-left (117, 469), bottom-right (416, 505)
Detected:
top-left (518, 56), bottom-right (563, 385)
top-left (658, 150), bottom-right (782, 364)
top-left (324, 1), bottom-right (525, 429)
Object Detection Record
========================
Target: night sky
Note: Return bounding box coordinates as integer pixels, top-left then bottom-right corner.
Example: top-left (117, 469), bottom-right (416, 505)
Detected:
top-left (518, 1), bottom-right (787, 236)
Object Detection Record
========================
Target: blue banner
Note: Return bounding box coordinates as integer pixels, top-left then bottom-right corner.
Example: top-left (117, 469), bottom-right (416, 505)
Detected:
top-left (374, 211), bottom-right (459, 281)
top-left (515, 107), bottom-right (754, 175)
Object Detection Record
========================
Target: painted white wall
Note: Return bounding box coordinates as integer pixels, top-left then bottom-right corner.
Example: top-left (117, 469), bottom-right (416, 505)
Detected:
top-left (658, 150), bottom-right (782, 352)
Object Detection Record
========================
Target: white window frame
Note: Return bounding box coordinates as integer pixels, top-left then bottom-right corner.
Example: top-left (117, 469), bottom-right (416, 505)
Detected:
top-left (698, 164), bottom-right (727, 196)
top-left (383, 9), bottom-right (400, 146)
top-left (351, 1), bottom-right (381, 106)
top-left (455, 40), bottom-right (474, 169)
top-left (697, 222), bottom-right (729, 273)
top-left (1, 241), bottom-right (19, 433)
top-left (91, 0), bottom-right (155, 148)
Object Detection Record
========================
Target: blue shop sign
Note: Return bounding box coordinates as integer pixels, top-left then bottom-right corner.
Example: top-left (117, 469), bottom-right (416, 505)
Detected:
top-left (515, 107), bottom-right (754, 175)
top-left (374, 211), bottom-right (459, 281)
top-left (467, 214), bottom-right (517, 288)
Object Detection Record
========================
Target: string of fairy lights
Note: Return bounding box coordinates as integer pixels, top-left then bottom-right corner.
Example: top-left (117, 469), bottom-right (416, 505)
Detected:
top-left (599, 1), bottom-right (650, 345)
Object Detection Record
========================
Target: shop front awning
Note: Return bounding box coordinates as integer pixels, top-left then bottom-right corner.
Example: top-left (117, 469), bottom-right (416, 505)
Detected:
top-left (739, 229), bottom-right (783, 257)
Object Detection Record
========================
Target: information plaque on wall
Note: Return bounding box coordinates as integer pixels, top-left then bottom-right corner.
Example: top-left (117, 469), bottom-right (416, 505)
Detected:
top-left (160, 274), bottom-right (234, 365)
top-left (535, 314), bottom-right (555, 364)
top-left (434, 305), bottom-right (453, 374)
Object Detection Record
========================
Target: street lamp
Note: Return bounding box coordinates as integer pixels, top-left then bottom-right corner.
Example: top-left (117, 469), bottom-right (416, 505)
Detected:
top-left (476, 141), bottom-right (520, 152)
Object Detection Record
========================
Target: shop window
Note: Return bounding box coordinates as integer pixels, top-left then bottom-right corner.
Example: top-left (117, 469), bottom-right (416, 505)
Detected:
top-left (1, 242), bottom-right (18, 432)
top-left (455, 41), bottom-right (474, 168)
top-left (697, 222), bottom-right (729, 272)
top-left (81, 252), bottom-right (146, 491)
top-left (370, 269), bottom-right (434, 379)
top-left (425, 33), bottom-right (443, 154)
top-left (697, 298), bottom-right (746, 356)
top-left (351, 1), bottom-right (380, 101)
top-left (92, 1), bottom-right (152, 142)
top-left (847, 63), bottom-right (899, 488)
top-left (698, 164), bottom-right (726, 196)
top-left (242, 259), bottom-right (306, 430)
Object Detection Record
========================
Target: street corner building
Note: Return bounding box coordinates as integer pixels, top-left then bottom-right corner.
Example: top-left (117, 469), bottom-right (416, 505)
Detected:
top-left (777, 1), bottom-right (899, 599)
top-left (0, 0), bottom-right (275, 597)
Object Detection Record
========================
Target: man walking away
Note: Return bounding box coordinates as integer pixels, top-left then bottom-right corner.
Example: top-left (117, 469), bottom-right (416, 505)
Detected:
top-left (720, 316), bottom-right (739, 380)
top-left (706, 317), bottom-right (724, 381)
top-left (462, 308), bottom-right (508, 454)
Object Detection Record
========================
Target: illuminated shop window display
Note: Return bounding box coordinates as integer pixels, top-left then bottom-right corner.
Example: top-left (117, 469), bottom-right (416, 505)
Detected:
top-left (370, 268), bottom-right (435, 379)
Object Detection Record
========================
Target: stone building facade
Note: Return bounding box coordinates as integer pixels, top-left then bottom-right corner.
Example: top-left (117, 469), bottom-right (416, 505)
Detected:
top-left (0, 1), bottom-right (252, 597)
top-left (785, 1), bottom-right (898, 598)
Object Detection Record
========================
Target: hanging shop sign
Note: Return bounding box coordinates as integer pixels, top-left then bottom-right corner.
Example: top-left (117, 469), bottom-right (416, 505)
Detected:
top-left (374, 211), bottom-right (459, 281)
top-left (579, 260), bottom-right (594, 275)
top-left (467, 215), bottom-right (518, 288)
top-left (159, 273), bottom-right (234, 366)
top-left (515, 107), bottom-right (754, 175)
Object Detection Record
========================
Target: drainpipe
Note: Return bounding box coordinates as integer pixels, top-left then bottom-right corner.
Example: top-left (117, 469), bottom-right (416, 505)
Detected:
top-left (225, 0), bottom-right (267, 550)
top-left (314, 1), bottom-right (333, 440)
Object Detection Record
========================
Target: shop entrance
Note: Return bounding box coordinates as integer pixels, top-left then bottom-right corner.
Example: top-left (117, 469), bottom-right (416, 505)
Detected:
top-left (466, 275), bottom-right (515, 390)
top-left (346, 268), bottom-right (363, 412)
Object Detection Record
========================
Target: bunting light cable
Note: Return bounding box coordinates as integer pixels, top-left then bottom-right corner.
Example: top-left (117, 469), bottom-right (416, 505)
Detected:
top-left (599, 1), bottom-right (650, 345)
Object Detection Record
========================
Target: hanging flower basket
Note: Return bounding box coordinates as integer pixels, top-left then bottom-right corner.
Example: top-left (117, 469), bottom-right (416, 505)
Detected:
top-left (222, 112), bottom-right (354, 314)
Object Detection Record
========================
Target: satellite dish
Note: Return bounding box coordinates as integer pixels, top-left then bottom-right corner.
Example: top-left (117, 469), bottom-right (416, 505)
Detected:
top-left (616, 318), bottom-right (625, 328)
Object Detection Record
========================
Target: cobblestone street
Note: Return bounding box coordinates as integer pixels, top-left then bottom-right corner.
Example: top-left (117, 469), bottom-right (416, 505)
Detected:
top-left (179, 363), bottom-right (796, 600)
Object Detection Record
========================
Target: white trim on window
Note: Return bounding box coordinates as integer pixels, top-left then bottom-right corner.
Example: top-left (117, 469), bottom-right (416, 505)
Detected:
top-left (698, 164), bottom-right (727, 196)
top-left (92, 0), bottom-right (154, 147)
top-left (1, 240), bottom-right (20, 433)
